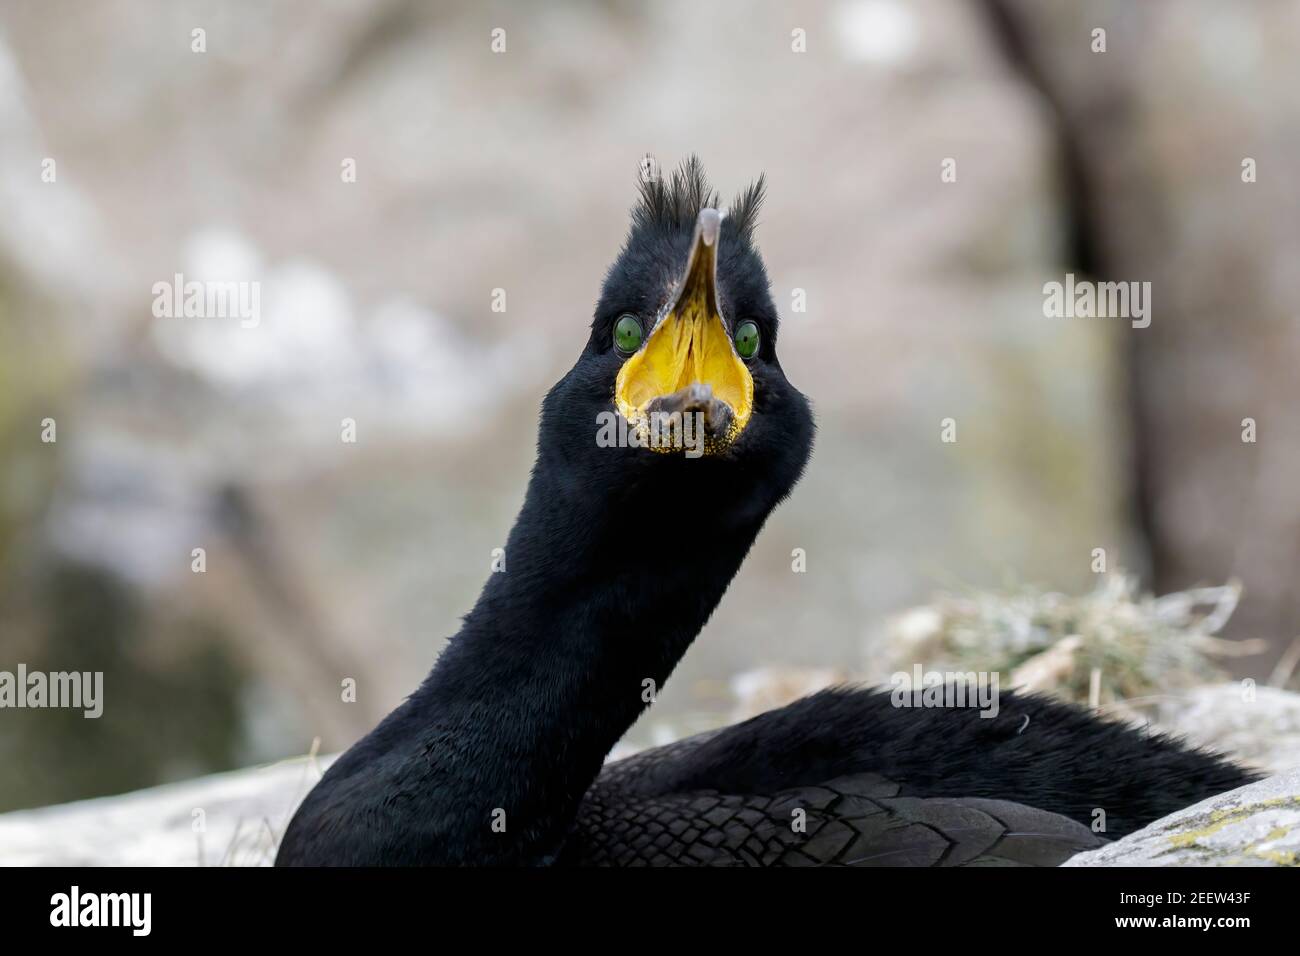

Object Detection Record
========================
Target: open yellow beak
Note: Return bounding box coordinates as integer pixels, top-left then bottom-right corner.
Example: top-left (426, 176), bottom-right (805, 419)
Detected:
top-left (614, 209), bottom-right (754, 454)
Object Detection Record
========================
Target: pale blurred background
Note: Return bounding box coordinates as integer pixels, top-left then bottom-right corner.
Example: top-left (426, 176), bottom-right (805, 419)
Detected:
top-left (2, 0), bottom-right (1299, 813)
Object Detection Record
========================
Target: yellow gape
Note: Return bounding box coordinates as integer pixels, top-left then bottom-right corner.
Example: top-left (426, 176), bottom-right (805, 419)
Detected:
top-left (614, 209), bottom-right (754, 454)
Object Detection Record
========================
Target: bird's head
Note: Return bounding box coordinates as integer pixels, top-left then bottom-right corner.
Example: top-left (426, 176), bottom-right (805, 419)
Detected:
top-left (538, 157), bottom-right (813, 525)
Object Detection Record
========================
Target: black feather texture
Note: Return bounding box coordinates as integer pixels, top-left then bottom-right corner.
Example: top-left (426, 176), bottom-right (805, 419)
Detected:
top-left (561, 687), bottom-right (1256, 866)
top-left (634, 154), bottom-right (767, 245)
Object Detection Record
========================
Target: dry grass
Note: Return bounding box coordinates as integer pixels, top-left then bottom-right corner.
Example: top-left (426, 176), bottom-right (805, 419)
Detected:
top-left (875, 574), bottom-right (1266, 712)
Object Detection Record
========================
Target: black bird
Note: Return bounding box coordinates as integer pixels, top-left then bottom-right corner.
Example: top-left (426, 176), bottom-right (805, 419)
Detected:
top-left (277, 158), bottom-right (1253, 867)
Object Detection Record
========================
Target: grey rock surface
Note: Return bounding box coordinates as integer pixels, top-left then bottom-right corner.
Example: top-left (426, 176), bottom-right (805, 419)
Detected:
top-left (1066, 768), bottom-right (1300, 867)
top-left (1152, 683), bottom-right (1300, 776)
top-left (0, 756), bottom-right (331, 867)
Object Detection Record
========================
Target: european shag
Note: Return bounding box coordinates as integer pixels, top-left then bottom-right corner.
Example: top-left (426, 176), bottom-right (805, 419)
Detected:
top-left (277, 158), bottom-right (1253, 867)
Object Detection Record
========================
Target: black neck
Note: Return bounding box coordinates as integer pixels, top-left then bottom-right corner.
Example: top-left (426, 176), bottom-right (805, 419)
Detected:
top-left (409, 455), bottom-right (766, 863)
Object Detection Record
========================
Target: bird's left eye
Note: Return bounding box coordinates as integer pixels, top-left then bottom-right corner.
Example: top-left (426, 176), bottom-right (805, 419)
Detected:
top-left (613, 314), bottom-right (643, 353)
top-left (733, 320), bottom-right (760, 358)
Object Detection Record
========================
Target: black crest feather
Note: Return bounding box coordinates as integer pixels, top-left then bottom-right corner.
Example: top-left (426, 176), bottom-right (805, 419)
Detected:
top-left (633, 155), bottom-right (766, 244)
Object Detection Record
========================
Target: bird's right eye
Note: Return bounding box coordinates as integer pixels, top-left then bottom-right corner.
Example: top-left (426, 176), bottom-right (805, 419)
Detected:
top-left (613, 314), bottom-right (644, 354)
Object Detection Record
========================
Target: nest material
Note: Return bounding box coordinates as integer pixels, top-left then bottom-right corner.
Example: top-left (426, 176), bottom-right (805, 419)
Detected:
top-left (876, 574), bottom-right (1265, 714)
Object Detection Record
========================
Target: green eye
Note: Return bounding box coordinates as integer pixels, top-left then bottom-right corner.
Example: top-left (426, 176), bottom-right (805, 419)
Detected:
top-left (733, 320), bottom-right (760, 358)
top-left (614, 314), bottom-right (643, 353)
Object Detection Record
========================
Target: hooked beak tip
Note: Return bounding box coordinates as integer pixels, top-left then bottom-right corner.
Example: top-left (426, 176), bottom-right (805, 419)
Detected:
top-left (697, 207), bottom-right (722, 248)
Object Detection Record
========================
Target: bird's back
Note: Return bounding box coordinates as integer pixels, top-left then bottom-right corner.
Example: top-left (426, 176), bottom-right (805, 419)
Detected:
top-left (562, 688), bottom-right (1253, 866)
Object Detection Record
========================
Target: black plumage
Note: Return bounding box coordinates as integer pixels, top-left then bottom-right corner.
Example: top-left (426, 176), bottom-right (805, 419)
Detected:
top-left (565, 688), bottom-right (1251, 866)
top-left (276, 159), bottom-right (1253, 867)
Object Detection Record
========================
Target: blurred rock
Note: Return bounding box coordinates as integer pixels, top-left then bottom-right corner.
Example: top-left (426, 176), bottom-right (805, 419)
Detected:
top-left (1150, 683), bottom-right (1300, 776)
top-left (0, 755), bottom-right (332, 867)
